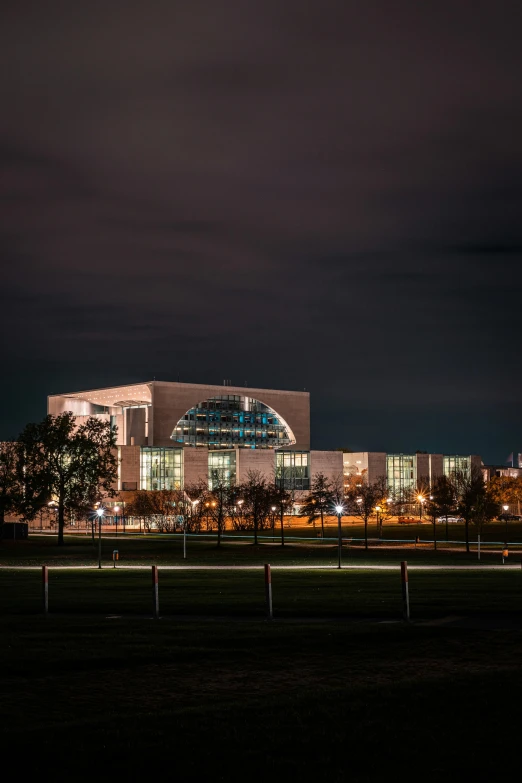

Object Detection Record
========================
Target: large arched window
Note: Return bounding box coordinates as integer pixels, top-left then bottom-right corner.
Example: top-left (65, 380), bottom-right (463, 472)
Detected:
top-left (171, 395), bottom-right (296, 450)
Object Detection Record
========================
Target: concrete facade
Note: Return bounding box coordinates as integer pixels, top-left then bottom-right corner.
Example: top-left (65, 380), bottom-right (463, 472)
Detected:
top-left (47, 382), bottom-right (484, 501)
top-left (119, 445), bottom-right (141, 491)
top-left (343, 452), bottom-right (386, 484)
top-left (310, 451), bottom-right (344, 485)
top-left (344, 451), bottom-right (483, 489)
top-left (149, 381), bottom-right (310, 450)
top-left (184, 448), bottom-right (209, 487)
top-left (48, 380), bottom-right (310, 451)
top-left (236, 449), bottom-right (276, 483)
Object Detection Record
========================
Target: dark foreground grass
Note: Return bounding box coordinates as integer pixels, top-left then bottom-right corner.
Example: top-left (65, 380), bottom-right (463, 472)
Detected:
top-left (2, 530), bottom-right (519, 569)
top-left (1, 615), bottom-right (522, 782)
top-left (2, 567), bottom-right (522, 619)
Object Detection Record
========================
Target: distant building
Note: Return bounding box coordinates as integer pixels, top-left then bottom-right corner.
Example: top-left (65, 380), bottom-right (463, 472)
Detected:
top-left (343, 451), bottom-right (483, 494)
top-left (48, 381), bottom-right (343, 496)
top-left (47, 380), bottom-right (486, 517)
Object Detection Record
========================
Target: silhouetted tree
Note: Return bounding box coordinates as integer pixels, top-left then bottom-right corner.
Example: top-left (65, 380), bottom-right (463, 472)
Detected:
top-left (17, 413), bottom-right (117, 545)
top-left (426, 474), bottom-right (457, 546)
top-left (270, 482), bottom-right (293, 546)
top-left (0, 441), bottom-right (21, 536)
top-left (346, 476), bottom-right (384, 550)
top-left (241, 470), bottom-right (273, 545)
top-left (207, 474), bottom-right (233, 547)
top-left (300, 472), bottom-right (335, 540)
top-left (455, 466), bottom-right (497, 552)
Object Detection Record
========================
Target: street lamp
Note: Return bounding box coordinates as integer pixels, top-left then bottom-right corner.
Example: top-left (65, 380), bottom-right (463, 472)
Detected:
top-left (48, 501), bottom-right (58, 531)
top-left (186, 499), bottom-right (198, 559)
top-left (271, 505), bottom-right (276, 541)
top-left (375, 505), bottom-right (382, 538)
top-left (417, 495), bottom-right (425, 521)
top-left (335, 504), bottom-right (344, 569)
top-left (503, 504), bottom-right (509, 542)
top-left (96, 507), bottom-right (104, 569)
top-left (113, 505), bottom-right (120, 538)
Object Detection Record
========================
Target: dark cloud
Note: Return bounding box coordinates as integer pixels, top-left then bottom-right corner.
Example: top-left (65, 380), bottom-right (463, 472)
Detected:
top-left (1, 0), bottom-right (521, 461)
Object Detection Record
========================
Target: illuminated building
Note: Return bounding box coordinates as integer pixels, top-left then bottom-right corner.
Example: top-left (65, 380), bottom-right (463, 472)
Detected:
top-left (48, 380), bottom-right (343, 494)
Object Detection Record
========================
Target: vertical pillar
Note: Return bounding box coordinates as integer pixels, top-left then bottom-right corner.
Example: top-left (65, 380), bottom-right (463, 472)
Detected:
top-left (42, 565), bottom-right (49, 615)
top-left (401, 561), bottom-right (410, 622)
top-left (477, 534), bottom-right (480, 561)
top-left (152, 565), bottom-right (159, 619)
top-left (264, 564), bottom-right (273, 620)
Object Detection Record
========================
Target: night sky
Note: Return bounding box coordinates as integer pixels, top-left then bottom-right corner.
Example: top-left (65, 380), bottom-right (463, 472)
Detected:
top-left (1, 1), bottom-right (521, 462)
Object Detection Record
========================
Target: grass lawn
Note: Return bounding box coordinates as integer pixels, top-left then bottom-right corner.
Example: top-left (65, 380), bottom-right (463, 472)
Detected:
top-left (1, 616), bottom-right (522, 781)
top-left (2, 527), bottom-right (520, 569)
top-left (2, 533), bottom-right (522, 781)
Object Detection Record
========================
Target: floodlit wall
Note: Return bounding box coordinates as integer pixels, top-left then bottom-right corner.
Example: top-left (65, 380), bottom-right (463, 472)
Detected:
top-left (237, 449), bottom-right (275, 483)
top-left (150, 381), bottom-right (310, 450)
top-left (183, 448), bottom-right (209, 487)
top-left (310, 451), bottom-right (343, 485)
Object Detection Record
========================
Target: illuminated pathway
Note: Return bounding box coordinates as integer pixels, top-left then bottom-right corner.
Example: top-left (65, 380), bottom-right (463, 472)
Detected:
top-left (0, 563), bottom-right (520, 571)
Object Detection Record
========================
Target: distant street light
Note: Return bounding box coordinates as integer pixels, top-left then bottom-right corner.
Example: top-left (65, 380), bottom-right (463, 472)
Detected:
top-left (503, 504), bottom-right (509, 542)
top-left (114, 505), bottom-right (120, 538)
top-left (271, 505), bottom-right (276, 541)
top-left (417, 495), bottom-right (425, 521)
top-left (48, 501), bottom-right (58, 531)
top-left (96, 507), bottom-right (104, 569)
top-left (335, 504), bottom-right (344, 569)
top-left (375, 505), bottom-right (382, 538)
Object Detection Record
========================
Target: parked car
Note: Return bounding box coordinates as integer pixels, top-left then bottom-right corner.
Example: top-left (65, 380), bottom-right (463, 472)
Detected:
top-left (436, 515), bottom-right (464, 524)
top-left (497, 513), bottom-right (522, 521)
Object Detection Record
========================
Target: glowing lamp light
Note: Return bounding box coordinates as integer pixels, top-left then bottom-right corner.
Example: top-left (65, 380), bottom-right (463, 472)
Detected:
top-left (335, 505), bottom-right (344, 515)
top-left (96, 508), bottom-right (104, 518)
top-left (503, 504), bottom-right (509, 511)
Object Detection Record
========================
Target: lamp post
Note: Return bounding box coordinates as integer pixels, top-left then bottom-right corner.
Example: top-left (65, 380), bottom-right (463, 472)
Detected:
top-left (375, 505), bottom-right (382, 538)
top-left (335, 504), bottom-right (344, 569)
top-left (113, 505), bottom-right (120, 538)
top-left (271, 505), bottom-right (276, 542)
top-left (417, 495), bottom-right (425, 521)
top-left (48, 501), bottom-right (57, 531)
top-left (503, 504), bottom-right (509, 542)
top-left (428, 495), bottom-right (436, 550)
top-left (187, 500), bottom-right (198, 559)
top-left (96, 508), bottom-right (104, 569)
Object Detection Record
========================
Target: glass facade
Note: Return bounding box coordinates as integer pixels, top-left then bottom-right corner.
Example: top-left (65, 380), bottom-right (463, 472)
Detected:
top-left (386, 454), bottom-right (416, 496)
top-left (140, 448), bottom-right (183, 491)
top-left (172, 395), bottom-right (295, 450)
top-left (276, 451), bottom-right (310, 490)
top-left (443, 455), bottom-right (470, 479)
top-left (208, 451), bottom-right (236, 489)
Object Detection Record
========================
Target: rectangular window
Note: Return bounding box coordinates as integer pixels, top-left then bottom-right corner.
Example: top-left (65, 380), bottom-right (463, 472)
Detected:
top-left (208, 451), bottom-right (236, 489)
top-left (140, 448), bottom-right (183, 491)
top-left (386, 454), bottom-right (416, 498)
top-left (443, 455), bottom-right (470, 479)
top-left (275, 451), bottom-right (310, 490)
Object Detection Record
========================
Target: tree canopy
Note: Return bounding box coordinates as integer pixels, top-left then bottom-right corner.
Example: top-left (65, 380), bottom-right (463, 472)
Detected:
top-left (17, 413), bottom-right (117, 545)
